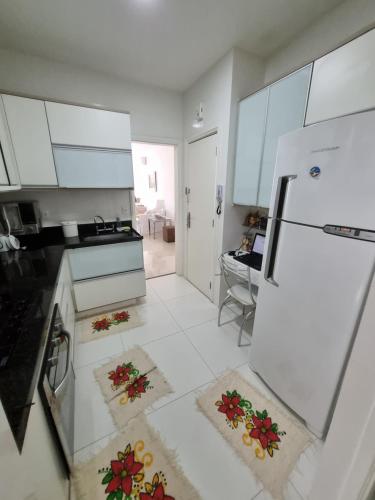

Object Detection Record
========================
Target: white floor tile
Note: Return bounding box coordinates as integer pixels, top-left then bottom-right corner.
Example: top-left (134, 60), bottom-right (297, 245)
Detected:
top-left (74, 429), bottom-right (117, 465)
top-left (74, 331), bottom-right (124, 369)
top-left (142, 332), bottom-right (215, 410)
top-left (121, 302), bottom-right (181, 349)
top-left (72, 275), bottom-right (321, 498)
top-left (253, 481), bottom-right (303, 500)
top-left (138, 279), bottom-right (162, 306)
top-left (164, 292), bottom-right (220, 330)
top-left (185, 317), bottom-right (251, 376)
top-left (147, 386), bottom-right (263, 500)
top-left (148, 273), bottom-right (200, 301)
top-left (74, 359), bottom-right (117, 451)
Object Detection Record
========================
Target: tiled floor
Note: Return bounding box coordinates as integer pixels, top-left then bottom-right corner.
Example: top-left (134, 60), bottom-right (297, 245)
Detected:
top-left (73, 274), bottom-right (322, 499)
top-left (142, 232), bottom-right (175, 278)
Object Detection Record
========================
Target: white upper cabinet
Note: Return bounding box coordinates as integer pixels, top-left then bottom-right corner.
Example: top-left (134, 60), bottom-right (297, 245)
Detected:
top-left (233, 88), bottom-right (268, 206)
top-left (306, 28), bottom-right (375, 125)
top-left (45, 102), bottom-right (131, 149)
top-left (233, 65), bottom-right (311, 208)
top-left (2, 95), bottom-right (57, 186)
top-left (0, 99), bottom-right (20, 191)
top-left (258, 65), bottom-right (312, 207)
top-left (53, 146), bottom-right (134, 188)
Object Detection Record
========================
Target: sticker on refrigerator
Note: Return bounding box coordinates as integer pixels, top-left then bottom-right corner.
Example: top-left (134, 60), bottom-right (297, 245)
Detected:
top-left (309, 166), bottom-right (321, 178)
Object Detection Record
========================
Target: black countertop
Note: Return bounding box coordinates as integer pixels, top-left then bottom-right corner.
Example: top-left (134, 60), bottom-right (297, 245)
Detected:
top-left (18, 220), bottom-right (142, 250)
top-left (0, 220), bottom-right (142, 451)
top-left (0, 245), bottom-right (65, 451)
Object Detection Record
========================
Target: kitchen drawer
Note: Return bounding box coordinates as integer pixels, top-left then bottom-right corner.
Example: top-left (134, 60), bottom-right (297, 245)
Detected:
top-left (68, 241), bottom-right (144, 281)
top-left (73, 270), bottom-right (146, 311)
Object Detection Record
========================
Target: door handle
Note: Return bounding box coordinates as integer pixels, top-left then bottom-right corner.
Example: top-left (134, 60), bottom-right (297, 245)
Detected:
top-left (53, 330), bottom-right (71, 396)
top-left (187, 212), bottom-right (191, 228)
top-left (264, 175), bottom-right (296, 286)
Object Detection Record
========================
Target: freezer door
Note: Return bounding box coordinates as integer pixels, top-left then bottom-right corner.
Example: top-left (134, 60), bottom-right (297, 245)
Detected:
top-left (250, 221), bottom-right (374, 436)
top-left (269, 110), bottom-right (375, 229)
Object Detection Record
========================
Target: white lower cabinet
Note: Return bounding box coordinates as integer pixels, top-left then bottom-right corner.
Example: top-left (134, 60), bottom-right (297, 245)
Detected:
top-left (68, 241), bottom-right (146, 312)
top-left (73, 270), bottom-right (146, 311)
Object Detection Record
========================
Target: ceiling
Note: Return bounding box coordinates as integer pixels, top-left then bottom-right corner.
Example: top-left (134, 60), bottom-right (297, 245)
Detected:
top-left (0, 0), bottom-right (344, 91)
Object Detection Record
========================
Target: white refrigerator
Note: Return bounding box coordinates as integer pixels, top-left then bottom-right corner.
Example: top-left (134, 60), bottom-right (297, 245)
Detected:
top-left (249, 110), bottom-right (375, 438)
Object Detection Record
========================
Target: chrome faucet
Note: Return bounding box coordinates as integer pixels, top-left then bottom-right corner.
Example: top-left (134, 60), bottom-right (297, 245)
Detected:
top-left (94, 215), bottom-right (114, 235)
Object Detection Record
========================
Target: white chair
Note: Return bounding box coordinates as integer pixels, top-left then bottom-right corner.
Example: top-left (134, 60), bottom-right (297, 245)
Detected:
top-left (218, 254), bottom-right (257, 346)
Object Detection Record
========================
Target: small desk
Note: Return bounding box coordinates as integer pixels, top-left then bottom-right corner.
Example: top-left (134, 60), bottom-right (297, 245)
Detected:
top-left (223, 251), bottom-right (261, 287)
top-left (148, 215), bottom-right (173, 239)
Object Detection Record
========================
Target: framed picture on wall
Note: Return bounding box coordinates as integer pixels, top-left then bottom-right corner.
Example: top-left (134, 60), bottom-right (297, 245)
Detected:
top-left (148, 171), bottom-right (157, 191)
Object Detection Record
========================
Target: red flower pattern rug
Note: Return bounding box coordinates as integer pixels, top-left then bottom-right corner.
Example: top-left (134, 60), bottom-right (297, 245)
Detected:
top-left (79, 306), bottom-right (143, 344)
top-left (197, 371), bottom-right (312, 499)
top-left (73, 414), bottom-right (200, 500)
top-left (94, 348), bottom-right (172, 429)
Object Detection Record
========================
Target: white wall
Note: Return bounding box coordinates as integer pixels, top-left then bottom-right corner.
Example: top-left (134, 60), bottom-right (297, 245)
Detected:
top-left (0, 49), bottom-right (183, 142)
top-left (221, 49), bottom-right (265, 259)
top-left (132, 142), bottom-right (175, 219)
top-left (0, 188), bottom-right (133, 226)
top-left (264, 0), bottom-right (375, 84)
top-left (182, 48), bottom-right (264, 304)
top-left (0, 48), bottom-right (182, 234)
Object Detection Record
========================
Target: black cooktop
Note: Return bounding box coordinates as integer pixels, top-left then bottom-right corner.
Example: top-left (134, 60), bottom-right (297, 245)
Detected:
top-left (0, 292), bottom-right (43, 369)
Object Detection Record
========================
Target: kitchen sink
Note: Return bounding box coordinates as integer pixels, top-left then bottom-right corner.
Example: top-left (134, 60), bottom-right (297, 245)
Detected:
top-left (82, 232), bottom-right (130, 242)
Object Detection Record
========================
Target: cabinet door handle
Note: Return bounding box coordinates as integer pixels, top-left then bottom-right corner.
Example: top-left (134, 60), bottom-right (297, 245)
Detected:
top-left (187, 212), bottom-right (191, 228)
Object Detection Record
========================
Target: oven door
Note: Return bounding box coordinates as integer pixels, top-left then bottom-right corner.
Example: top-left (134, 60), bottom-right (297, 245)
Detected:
top-left (40, 305), bottom-right (75, 474)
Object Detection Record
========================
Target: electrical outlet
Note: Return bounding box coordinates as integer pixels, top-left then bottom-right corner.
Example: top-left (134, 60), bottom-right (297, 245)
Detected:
top-left (42, 210), bottom-right (49, 218)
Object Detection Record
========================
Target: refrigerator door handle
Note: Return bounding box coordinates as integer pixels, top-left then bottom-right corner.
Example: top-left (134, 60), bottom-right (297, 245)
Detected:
top-left (265, 175), bottom-right (297, 286)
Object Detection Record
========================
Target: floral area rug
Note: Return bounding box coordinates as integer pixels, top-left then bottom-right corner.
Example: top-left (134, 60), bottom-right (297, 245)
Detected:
top-left (197, 371), bottom-right (312, 499)
top-left (94, 348), bottom-right (172, 429)
top-left (79, 306), bottom-right (143, 343)
top-left (73, 414), bottom-right (200, 500)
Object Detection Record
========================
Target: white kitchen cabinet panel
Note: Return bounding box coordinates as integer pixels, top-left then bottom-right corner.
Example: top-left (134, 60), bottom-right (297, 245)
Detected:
top-left (306, 28), bottom-right (375, 125)
top-left (53, 145), bottom-right (134, 188)
top-left (0, 99), bottom-right (20, 190)
top-left (258, 65), bottom-right (312, 207)
top-left (2, 95), bottom-right (57, 186)
top-left (69, 241), bottom-right (144, 281)
top-left (73, 270), bottom-right (146, 311)
top-left (45, 101), bottom-right (131, 149)
top-left (233, 88), bottom-right (268, 205)
top-left (0, 395), bottom-right (69, 500)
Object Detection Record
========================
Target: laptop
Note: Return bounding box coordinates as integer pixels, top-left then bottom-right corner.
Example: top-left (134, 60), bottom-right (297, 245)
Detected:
top-left (234, 233), bottom-right (265, 271)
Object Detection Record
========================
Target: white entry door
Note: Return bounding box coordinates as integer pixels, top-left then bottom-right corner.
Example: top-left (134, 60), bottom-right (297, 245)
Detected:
top-left (186, 133), bottom-right (217, 299)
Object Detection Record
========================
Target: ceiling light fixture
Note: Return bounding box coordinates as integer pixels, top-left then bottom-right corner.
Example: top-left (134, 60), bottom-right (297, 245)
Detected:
top-left (192, 102), bottom-right (204, 129)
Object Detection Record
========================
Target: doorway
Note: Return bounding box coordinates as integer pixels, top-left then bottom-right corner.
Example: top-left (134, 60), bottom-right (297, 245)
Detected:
top-left (132, 142), bottom-right (176, 279)
top-left (186, 133), bottom-right (217, 299)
